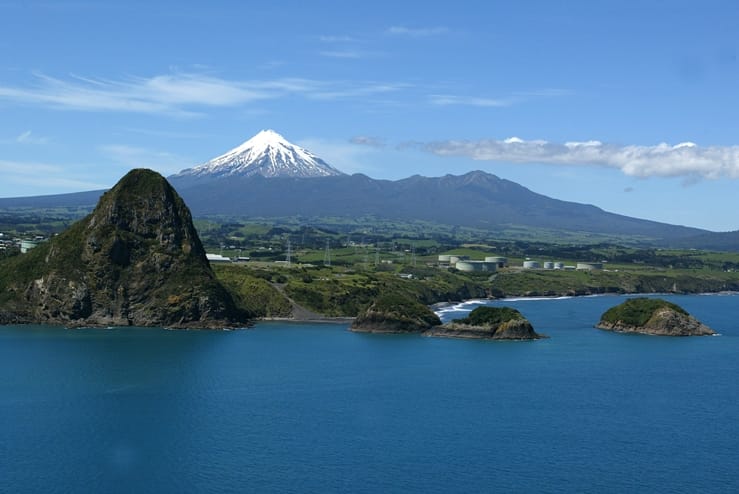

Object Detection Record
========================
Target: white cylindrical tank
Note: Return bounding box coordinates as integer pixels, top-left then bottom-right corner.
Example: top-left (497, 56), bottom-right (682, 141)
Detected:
top-left (543, 262), bottom-right (554, 270)
top-left (20, 240), bottom-right (38, 254)
top-left (522, 260), bottom-right (540, 269)
top-left (449, 255), bottom-right (469, 264)
top-left (485, 256), bottom-right (508, 267)
top-left (455, 261), bottom-right (498, 272)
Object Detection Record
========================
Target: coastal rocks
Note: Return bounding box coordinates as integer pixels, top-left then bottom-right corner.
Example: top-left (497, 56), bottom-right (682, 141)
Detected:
top-left (1, 169), bottom-right (248, 328)
top-left (596, 297), bottom-right (715, 336)
top-left (352, 299), bottom-right (542, 341)
top-left (350, 294), bottom-right (441, 333)
top-left (428, 306), bottom-right (542, 340)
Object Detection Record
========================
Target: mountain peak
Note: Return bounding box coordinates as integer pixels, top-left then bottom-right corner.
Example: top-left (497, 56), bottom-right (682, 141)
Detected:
top-left (172, 130), bottom-right (345, 180)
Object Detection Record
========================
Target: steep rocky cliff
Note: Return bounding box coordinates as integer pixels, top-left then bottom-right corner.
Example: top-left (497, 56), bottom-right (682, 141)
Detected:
top-left (596, 298), bottom-right (714, 336)
top-left (350, 294), bottom-right (441, 333)
top-left (0, 169), bottom-right (247, 328)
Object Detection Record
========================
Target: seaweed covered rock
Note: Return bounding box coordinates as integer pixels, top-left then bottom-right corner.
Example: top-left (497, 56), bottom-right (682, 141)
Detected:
top-left (596, 297), bottom-right (714, 336)
top-left (350, 293), bottom-right (441, 333)
top-left (428, 306), bottom-right (542, 340)
top-left (0, 169), bottom-right (248, 328)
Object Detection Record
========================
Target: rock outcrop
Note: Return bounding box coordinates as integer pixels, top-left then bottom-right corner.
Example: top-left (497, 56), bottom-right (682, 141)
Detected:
top-left (596, 298), bottom-right (715, 336)
top-left (0, 169), bottom-right (248, 328)
top-left (350, 294), bottom-right (441, 333)
top-left (427, 306), bottom-right (542, 340)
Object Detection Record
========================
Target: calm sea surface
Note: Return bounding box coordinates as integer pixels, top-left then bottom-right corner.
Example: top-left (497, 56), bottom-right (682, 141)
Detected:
top-left (1, 294), bottom-right (738, 493)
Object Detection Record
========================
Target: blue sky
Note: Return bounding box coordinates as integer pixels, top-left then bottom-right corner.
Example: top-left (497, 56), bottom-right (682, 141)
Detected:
top-left (1, 0), bottom-right (738, 231)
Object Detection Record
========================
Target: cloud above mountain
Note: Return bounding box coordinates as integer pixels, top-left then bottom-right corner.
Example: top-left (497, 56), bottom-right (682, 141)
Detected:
top-left (420, 137), bottom-right (739, 180)
top-left (0, 72), bottom-right (408, 116)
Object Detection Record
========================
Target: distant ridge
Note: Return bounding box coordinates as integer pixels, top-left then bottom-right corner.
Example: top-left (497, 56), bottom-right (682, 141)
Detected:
top-left (171, 170), bottom-right (707, 243)
top-left (0, 168), bottom-right (720, 248)
top-left (170, 129), bottom-right (345, 182)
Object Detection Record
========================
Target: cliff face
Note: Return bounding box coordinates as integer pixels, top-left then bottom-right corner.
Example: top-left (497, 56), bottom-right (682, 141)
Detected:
top-left (350, 294), bottom-right (441, 333)
top-left (0, 169), bottom-right (247, 328)
top-left (596, 298), bottom-right (715, 336)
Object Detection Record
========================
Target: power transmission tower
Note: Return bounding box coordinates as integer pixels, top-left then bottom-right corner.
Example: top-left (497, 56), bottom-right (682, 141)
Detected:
top-left (323, 239), bottom-right (331, 266)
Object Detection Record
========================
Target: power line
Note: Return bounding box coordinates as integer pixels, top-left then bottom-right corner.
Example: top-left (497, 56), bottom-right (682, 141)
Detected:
top-left (323, 239), bottom-right (331, 266)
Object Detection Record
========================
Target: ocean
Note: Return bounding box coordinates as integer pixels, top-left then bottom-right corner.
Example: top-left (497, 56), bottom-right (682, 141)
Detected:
top-left (1, 294), bottom-right (737, 493)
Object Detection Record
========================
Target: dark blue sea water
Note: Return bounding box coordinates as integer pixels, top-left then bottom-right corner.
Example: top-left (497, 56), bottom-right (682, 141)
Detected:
top-left (1, 294), bottom-right (738, 493)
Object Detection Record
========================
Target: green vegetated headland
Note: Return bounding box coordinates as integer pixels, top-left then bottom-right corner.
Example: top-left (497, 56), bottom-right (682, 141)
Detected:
top-left (3, 211), bottom-right (739, 321)
top-left (197, 217), bottom-right (739, 317)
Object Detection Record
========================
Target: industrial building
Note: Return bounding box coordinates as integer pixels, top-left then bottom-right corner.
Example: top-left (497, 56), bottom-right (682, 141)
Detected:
top-left (455, 260), bottom-right (498, 272)
top-left (448, 255), bottom-right (470, 264)
top-left (576, 262), bottom-right (603, 271)
top-left (484, 256), bottom-right (508, 267)
top-left (206, 253), bottom-right (232, 263)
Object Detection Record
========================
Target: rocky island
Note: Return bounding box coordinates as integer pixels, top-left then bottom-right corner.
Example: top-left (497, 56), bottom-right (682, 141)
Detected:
top-left (0, 169), bottom-right (248, 328)
top-left (596, 297), bottom-right (715, 336)
top-left (351, 296), bottom-right (541, 341)
top-left (350, 293), bottom-right (441, 333)
top-left (427, 306), bottom-right (542, 340)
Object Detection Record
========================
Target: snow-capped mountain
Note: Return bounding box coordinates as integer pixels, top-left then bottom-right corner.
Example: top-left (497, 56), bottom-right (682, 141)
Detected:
top-left (172, 130), bottom-right (344, 180)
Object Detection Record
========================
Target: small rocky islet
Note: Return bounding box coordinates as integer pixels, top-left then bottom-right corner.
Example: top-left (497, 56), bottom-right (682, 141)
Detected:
top-left (350, 296), bottom-right (542, 340)
top-left (426, 306), bottom-right (543, 340)
top-left (596, 297), bottom-right (715, 336)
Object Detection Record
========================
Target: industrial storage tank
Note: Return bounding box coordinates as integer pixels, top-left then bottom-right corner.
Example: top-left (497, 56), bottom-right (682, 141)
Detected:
top-left (522, 260), bottom-right (540, 269)
top-left (554, 262), bottom-right (565, 270)
top-left (543, 262), bottom-right (555, 270)
top-left (20, 240), bottom-right (39, 253)
top-left (438, 255), bottom-right (451, 264)
top-left (485, 256), bottom-right (508, 267)
top-left (576, 262), bottom-right (603, 271)
top-left (449, 255), bottom-right (470, 265)
top-left (455, 261), bottom-right (498, 272)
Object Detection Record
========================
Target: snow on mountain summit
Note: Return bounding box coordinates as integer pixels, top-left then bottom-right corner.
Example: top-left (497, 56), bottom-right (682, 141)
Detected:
top-left (173, 130), bottom-right (345, 179)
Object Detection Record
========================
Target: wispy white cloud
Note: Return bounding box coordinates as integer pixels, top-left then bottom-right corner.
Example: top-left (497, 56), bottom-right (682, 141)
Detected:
top-left (387, 26), bottom-right (449, 37)
top-left (15, 130), bottom-right (48, 144)
top-left (350, 136), bottom-right (386, 148)
top-left (514, 88), bottom-right (573, 98)
top-left (99, 144), bottom-right (189, 175)
top-left (429, 94), bottom-right (513, 107)
top-left (0, 72), bottom-right (411, 116)
top-left (319, 35), bottom-right (359, 43)
top-left (309, 82), bottom-right (409, 100)
top-left (0, 159), bottom-right (62, 175)
top-left (0, 159), bottom-right (108, 192)
top-left (429, 88), bottom-right (570, 108)
top-left (420, 137), bottom-right (739, 180)
top-left (319, 50), bottom-right (365, 59)
top-left (297, 138), bottom-right (383, 175)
